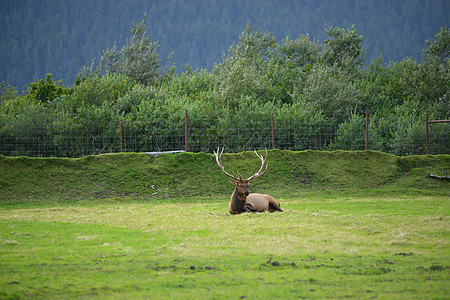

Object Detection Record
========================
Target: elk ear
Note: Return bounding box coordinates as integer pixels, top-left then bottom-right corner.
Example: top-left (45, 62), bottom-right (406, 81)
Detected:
top-left (229, 180), bottom-right (238, 186)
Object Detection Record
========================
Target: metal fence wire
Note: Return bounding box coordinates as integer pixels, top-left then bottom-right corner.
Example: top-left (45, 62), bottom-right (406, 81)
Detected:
top-left (0, 111), bottom-right (448, 157)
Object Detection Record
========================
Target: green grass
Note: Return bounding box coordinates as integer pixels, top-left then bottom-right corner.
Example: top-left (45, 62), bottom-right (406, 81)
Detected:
top-left (1, 195), bottom-right (448, 299)
top-left (0, 150), bottom-right (449, 298)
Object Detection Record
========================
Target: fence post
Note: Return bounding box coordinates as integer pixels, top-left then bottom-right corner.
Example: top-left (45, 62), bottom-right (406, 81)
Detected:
top-left (120, 119), bottom-right (124, 152)
top-left (365, 110), bottom-right (369, 151)
top-left (185, 110), bottom-right (189, 153)
top-left (271, 113), bottom-right (275, 149)
top-left (426, 113), bottom-right (429, 155)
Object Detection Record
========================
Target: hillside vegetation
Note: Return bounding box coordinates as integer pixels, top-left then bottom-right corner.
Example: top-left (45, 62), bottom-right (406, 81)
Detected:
top-left (1, 151), bottom-right (448, 204)
top-left (1, 0), bottom-right (448, 89)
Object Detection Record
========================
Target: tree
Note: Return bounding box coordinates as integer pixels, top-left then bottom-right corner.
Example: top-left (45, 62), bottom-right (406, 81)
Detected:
top-left (322, 25), bottom-right (366, 73)
top-left (227, 22), bottom-right (277, 60)
top-left (100, 13), bottom-right (170, 86)
top-left (423, 27), bottom-right (449, 65)
top-left (278, 34), bottom-right (321, 69)
top-left (213, 23), bottom-right (280, 107)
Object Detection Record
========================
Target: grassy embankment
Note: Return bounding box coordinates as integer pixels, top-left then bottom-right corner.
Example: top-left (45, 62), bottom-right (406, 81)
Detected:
top-left (0, 150), bottom-right (448, 298)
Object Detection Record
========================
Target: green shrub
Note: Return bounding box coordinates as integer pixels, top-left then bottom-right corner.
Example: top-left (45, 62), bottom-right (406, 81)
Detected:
top-left (25, 73), bottom-right (69, 104)
top-left (328, 111), bottom-right (365, 151)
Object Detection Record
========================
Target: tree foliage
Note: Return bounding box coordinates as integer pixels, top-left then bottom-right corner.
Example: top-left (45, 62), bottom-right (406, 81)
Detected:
top-left (322, 25), bottom-right (366, 73)
top-left (25, 74), bottom-right (69, 104)
top-left (423, 26), bottom-right (449, 65)
top-left (99, 14), bottom-right (169, 86)
top-left (0, 25), bottom-right (448, 157)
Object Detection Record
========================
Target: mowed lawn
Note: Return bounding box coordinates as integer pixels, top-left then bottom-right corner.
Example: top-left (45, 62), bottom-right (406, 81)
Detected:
top-left (1, 194), bottom-right (448, 299)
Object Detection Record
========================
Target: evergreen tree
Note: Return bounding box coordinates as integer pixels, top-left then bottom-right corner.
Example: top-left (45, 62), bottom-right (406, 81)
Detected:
top-left (99, 13), bottom-right (170, 86)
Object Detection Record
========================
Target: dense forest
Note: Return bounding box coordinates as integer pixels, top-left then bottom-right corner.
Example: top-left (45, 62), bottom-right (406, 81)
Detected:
top-left (0, 15), bottom-right (448, 157)
top-left (0, 0), bottom-right (448, 90)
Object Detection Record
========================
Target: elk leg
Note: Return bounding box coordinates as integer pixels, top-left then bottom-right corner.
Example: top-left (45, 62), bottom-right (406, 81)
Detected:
top-left (244, 203), bottom-right (258, 213)
top-left (269, 202), bottom-right (283, 212)
top-left (268, 199), bottom-right (283, 212)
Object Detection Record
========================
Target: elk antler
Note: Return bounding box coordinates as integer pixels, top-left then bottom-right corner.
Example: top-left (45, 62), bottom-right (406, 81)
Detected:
top-left (214, 147), bottom-right (268, 182)
top-left (246, 149), bottom-right (268, 181)
top-left (214, 147), bottom-right (240, 181)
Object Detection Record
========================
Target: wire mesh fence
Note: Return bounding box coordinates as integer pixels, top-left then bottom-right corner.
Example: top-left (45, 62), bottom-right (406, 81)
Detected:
top-left (0, 111), bottom-right (448, 157)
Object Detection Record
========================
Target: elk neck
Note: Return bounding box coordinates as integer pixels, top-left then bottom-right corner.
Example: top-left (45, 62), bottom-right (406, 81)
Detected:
top-left (230, 186), bottom-right (247, 213)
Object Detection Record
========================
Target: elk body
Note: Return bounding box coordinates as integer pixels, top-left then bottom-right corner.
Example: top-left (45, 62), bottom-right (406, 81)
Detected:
top-left (214, 147), bottom-right (283, 214)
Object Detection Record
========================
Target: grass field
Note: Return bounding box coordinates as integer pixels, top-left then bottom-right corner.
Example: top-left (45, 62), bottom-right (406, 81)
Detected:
top-left (0, 151), bottom-right (449, 298)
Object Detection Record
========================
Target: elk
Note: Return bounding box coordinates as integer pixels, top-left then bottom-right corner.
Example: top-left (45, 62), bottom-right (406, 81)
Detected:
top-left (214, 147), bottom-right (283, 214)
